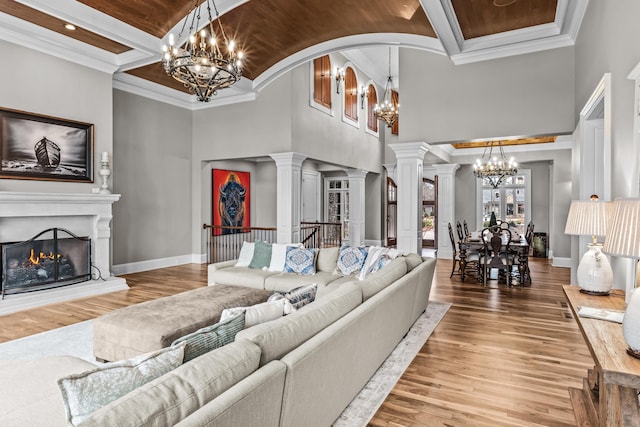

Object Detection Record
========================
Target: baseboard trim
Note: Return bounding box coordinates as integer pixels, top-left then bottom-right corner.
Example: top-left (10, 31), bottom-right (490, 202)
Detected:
top-left (113, 253), bottom-right (206, 275)
top-left (552, 257), bottom-right (571, 268)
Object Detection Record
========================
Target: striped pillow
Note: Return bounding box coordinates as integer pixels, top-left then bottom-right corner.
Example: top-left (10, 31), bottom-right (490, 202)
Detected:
top-left (171, 312), bottom-right (245, 362)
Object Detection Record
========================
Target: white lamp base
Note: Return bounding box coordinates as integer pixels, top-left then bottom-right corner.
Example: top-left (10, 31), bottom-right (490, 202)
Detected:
top-left (624, 288), bottom-right (640, 359)
top-left (576, 243), bottom-right (613, 295)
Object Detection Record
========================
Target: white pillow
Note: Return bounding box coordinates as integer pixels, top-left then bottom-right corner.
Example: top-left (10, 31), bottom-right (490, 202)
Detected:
top-left (268, 243), bottom-right (302, 272)
top-left (220, 299), bottom-right (286, 328)
top-left (235, 242), bottom-right (255, 267)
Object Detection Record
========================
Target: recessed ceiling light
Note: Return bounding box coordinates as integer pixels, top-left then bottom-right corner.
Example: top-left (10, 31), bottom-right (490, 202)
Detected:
top-left (493, 0), bottom-right (517, 6)
top-left (64, 23), bottom-right (76, 31)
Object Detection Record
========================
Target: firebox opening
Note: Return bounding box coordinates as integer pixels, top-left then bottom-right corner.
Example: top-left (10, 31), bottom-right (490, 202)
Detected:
top-left (1, 228), bottom-right (91, 298)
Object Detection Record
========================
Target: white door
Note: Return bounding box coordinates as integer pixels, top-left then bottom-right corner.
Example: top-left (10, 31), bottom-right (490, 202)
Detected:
top-left (302, 171), bottom-right (320, 222)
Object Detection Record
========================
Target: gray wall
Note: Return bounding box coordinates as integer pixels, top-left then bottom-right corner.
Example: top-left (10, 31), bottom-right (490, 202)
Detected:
top-left (112, 90), bottom-right (192, 264)
top-left (399, 46), bottom-right (576, 144)
top-left (0, 40), bottom-right (113, 194)
top-left (575, 1), bottom-right (640, 198)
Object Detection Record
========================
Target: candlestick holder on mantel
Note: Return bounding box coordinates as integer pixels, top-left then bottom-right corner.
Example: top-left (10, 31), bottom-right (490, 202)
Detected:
top-left (99, 151), bottom-right (111, 194)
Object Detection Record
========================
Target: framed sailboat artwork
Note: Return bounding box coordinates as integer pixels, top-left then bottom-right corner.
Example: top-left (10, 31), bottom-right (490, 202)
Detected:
top-left (0, 107), bottom-right (93, 182)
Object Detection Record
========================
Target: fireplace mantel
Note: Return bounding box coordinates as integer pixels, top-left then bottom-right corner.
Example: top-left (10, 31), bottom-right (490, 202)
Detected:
top-left (0, 191), bottom-right (128, 315)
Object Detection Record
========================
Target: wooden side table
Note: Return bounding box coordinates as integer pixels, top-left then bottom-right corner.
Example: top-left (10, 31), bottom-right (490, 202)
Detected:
top-left (563, 285), bottom-right (640, 426)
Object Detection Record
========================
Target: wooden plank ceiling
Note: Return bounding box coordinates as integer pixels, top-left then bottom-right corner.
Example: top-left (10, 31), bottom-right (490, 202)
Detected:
top-left (0, 0), bottom-right (559, 94)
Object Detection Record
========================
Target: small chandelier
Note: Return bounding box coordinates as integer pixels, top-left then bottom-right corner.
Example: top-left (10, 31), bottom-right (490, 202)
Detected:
top-left (162, 0), bottom-right (243, 102)
top-left (374, 48), bottom-right (399, 128)
top-left (473, 141), bottom-right (518, 188)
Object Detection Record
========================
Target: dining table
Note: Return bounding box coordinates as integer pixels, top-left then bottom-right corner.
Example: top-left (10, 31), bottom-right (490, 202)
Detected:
top-left (458, 233), bottom-right (531, 286)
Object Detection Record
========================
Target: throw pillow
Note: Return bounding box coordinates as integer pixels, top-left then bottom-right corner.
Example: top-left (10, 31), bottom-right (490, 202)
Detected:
top-left (358, 246), bottom-right (397, 280)
top-left (171, 312), bottom-right (245, 362)
top-left (57, 342), bottom-right (186, 426)
top-left (283, 247), bottom-right (317, 275)
top-left (220, 300), bottom-right (286, 328)
top-left (235, 241), bottom-right (255, 267)
top-left (277, 283), bottom-right (318, 310)
top-left (268, 243), bottom-right (302, 272)
top-left (336, 245), bottom-right (368, 276)
top-left (248, 240), bottom-right (273, 269)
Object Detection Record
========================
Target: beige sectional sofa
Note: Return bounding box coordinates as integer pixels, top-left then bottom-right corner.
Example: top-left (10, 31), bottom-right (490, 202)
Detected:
top-left (0, 249), bottom-right (436, 427)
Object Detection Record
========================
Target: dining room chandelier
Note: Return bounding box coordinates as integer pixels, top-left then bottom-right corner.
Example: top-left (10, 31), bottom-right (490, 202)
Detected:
top-left (473, 141), bottom-right (518, 188)
top-left (162, 0), bottom-right (243, 102)
top-left (374, 48), bottom-right (399, 128)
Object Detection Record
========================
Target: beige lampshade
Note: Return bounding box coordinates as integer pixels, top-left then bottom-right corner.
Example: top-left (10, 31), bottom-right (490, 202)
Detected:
top-left (603, 198), bottom-right (640, 259)
top-left (564, 199), bottom-right (614, 237)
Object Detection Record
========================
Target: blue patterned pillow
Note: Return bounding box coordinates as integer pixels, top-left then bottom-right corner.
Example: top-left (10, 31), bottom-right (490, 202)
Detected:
top-left (337, 245), bottom-right (368, 276)
top-left (283, 247), bottom-right (317, 275)
top-left (279, 283), bottom-right (317, 310)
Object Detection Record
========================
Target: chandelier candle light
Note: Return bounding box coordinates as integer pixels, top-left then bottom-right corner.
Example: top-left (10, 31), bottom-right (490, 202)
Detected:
top-left (602, 198), bottom-right (640, 359)
top-left (472, 141), bottom-right (518, 188)
top-left (374, 48), bottom-right (399, 128)
top-left (162, 0), bottom-right (243, 102)
top-left (564, 195), bottom-right (614, 295)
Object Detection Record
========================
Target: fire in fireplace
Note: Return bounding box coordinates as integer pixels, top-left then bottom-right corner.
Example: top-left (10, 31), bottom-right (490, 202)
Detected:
top-left (1, 228), bottom-right (91, 298)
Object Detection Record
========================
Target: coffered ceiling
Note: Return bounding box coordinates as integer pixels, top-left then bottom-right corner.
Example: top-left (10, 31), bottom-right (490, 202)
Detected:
top-left (0, 0), bottom-right (587, 109)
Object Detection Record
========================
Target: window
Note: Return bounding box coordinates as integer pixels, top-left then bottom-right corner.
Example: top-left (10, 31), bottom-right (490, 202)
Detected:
top-left (367, 83), bottom-right (378, 133)
top-left (313, 55), bottom-right (331, 109)
top-left (386, 177), bottom-right (397, 246)
top-left (325, 178), bottom-right (350, 241)
top-left (344, 67), bottom-right (358, 122)
top-left (391, 89), bottom-right (399, 135)
top-left (476, 171), bottom-right (531, 235)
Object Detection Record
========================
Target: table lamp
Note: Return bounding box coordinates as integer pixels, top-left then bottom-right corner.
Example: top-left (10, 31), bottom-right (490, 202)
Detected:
top-left (602, 198), bottom-right (640, 359)
top-left (564, 195), bottom-right (614, 295)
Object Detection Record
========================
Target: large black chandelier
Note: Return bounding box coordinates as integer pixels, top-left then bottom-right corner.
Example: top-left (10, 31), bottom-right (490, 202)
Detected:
top-left (473, 141), bottom-right (518, 188)
top-left (162, 0), bottom-right (243, 102)
top-left (374, 48), bottom-right (399, 128)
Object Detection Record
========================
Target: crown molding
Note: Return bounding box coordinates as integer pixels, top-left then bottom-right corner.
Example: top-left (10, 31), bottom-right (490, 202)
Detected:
top-left (0, 12), bottom-right (119, 74)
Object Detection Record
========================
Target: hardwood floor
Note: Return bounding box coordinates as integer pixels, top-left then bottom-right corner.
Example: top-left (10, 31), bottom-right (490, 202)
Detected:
top-left (0, 258), bottom-right (592, 426)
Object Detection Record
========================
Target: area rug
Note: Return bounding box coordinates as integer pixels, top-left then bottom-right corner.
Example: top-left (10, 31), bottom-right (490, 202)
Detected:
top-left (333, 301), bottom-right (450, 426)
top-left (0, 301), bottom-right (450, 427)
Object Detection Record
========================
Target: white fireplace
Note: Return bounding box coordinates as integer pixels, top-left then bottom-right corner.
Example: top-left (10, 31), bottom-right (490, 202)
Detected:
top-left (0, 191), bottom-right (128, 315)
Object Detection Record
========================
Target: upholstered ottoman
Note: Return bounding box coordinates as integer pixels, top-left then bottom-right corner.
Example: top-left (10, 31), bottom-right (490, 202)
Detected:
top-left (93, 284), bottom-right (273, 362)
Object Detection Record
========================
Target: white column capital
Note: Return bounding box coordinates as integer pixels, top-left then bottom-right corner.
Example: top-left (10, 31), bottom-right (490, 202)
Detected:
top-left (389, 142), bottom-right (431, 160)
top-left (383, 163), bottom-right (397, 178)
top-left (431, 163), bottom-right (461, 175)
top-left (345, 169), bottom-right (368, 179)
top-left (270, 152), bottom-right (307, 168)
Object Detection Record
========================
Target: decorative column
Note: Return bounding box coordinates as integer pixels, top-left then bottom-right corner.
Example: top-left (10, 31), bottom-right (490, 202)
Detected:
top-left (432, 163), bottom-right (460, 259)
top-left (270, 152), bottom-right (307, 244)
top-left (346, 169), bottom-right (368, 246)
top-left (390, 142), bottom-right (430, 254)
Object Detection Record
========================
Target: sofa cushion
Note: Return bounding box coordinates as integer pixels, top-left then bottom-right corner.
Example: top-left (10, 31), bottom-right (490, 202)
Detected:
top-left (236, 283), bottom-right (362, 366)
top-left (283, 247), bottom-right (317, 274)
top-left (80, 340), bottom-right (262, 427)
top-left (172, 312), bottom-right (245, 362)
top-left (404, 253), bottom-right (423, 271)
top-left (248, 240), bottom-right (272, 269)
top-left (356, 256), bottom-right (408, 300)
top-left (235, 242), bottom-right (255, 267)
top-left (209, 266), bottom-right (279, 289)
top-left (336, 245), bottom-right (368, 276)
top-left (219, 299), bottom-right (287, 328)
top-left (0, 356), bottom-right (95, 427)
top-left (316, 246), bottom-right (339, 273)
top-left (264, 271), bottom-right (339, 292)
top-left (59, 342), bottom-right (186, 426)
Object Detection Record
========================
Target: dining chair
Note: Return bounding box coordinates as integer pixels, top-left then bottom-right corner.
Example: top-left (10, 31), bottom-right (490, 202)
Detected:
top-left (449, 222), bottom-right (480, 281)
top-left (511, 221), bottom-right (534, 285)
top-left (463, 220), bottom-right (470, 238)
top-left (456, 221), bottom-right (464, 241)
top-left (479, 225), bottom-right (513, 286)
